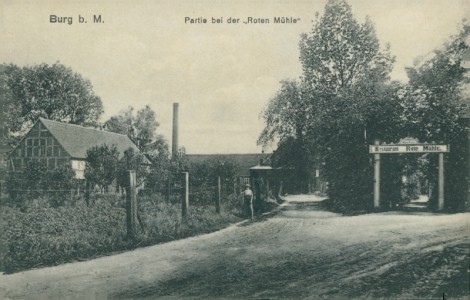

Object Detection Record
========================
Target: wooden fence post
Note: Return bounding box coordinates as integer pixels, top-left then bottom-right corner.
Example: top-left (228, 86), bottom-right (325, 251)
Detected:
top-left (216, 176), bottom-right (221, 214)
top-left (181, 171), bottom-right (189, 217)
top-left (126, 170), bottom-right (138, 239)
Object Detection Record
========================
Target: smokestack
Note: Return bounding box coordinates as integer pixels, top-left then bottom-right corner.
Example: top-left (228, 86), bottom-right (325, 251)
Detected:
top-left (0, 65), bottom-right (11, 169)
top-left (0, 65), bottom-right (7, 141)
top-left (172, 103), bottom-right (179, 158)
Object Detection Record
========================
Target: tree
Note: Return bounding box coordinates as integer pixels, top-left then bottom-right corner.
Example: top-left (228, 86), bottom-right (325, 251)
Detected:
top-left (401, 21), bottom-right (470, 210)
top-left (84, 144), bottom-right (119, 193)
top-left (258, 80), bottom-right (314, 192)
top-left (299, 0), bottom-right (393, 92)
top-left (105, 105), bottom-right (167, 156)
top-left (187, 157), bottom-right (240, 205)
top-left (3, 63), bottom-right (103, 142)
top-left (259, 0), bottom-right (396, 209)
top-left (116, 147), bottom-right (148, 190)
top-left (143, 145), bottom-right (188, 197)
top-left (258, 80), bottom-right (309, 146)
top-left (402, 21), bottom-right (469, 143)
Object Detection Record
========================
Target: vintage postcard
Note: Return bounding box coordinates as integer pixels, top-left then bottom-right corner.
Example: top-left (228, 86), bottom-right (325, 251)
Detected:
top-left (0, 0), bottom-right (469, 299)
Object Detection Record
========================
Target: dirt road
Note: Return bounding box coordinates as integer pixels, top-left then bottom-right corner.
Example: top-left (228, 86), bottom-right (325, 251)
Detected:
top-left (0, 195), bottom-right (468, 299)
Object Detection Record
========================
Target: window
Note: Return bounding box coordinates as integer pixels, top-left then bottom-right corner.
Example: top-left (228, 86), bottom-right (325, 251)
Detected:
top-left (71, 160), bottom-right (85, 179)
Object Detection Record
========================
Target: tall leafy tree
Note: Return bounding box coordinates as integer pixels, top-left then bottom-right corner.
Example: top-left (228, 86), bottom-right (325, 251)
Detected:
top-left (258, 80), bottom-right (310, 146)
top-left (299, 0), bottom-right (393, 93)
top-left (105, 105), bottom-right (167, 156)
top-left (299, 0), bottom-right (396, 209)
top-left (258, 80), bottom-right (313, 191)
top-left (401, 22), bottom-right (469, 210)
top-left (3, 63), bottom-right (103, 141)
top-left (260, 0), bottom-right (396, 208)
top-left (402, 21), bottom-right (469, 143)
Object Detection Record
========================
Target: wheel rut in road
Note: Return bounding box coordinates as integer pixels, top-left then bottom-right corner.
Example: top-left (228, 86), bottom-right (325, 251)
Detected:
top-left (1, 195), bottom-right (467, 300)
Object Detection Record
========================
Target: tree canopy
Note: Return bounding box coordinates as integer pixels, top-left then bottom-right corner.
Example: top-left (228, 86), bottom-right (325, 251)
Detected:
top-left (259, 0), bottom-right (469, 211)
top-left (260, 0), bottom-right (469, 211)
top-left (3, 63), bottom-right (103, 140)
top-left (258, 80), bottom-right (313, 191)
top-left (299, 0), bottom-right (393, 93)
top-left (260, 0), bottom-right (396, 202)
top-left (401, 22), bottom-right (470, 143)
top-left (105, 105), bottom-right (168, 156)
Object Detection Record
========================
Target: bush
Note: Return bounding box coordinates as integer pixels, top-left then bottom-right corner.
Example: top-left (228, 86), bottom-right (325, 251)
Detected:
top-left (137, 195), bottom-right (242, 246)
top-left (5, 162), bottom-right (80, 208)
top-left (3, 201), bottom-right (127, 273)
top-left (1, 189), bottom-right (277, 273)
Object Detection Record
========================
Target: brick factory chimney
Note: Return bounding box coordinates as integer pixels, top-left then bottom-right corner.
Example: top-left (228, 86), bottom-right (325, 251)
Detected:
top-left (0, 65), bottom-right (8, 141)
top-left (0, 65), bottom-right (12, 174)
top-left (172, 103), bottom-right (179, 158)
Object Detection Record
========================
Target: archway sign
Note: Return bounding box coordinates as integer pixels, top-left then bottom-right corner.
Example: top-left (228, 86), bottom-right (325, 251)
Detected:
top-left (369, 137), bottom-right (450, 210)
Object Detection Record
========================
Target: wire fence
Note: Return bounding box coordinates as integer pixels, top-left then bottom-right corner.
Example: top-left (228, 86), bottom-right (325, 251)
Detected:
top-left (0, 171), bottom-right (246, 210)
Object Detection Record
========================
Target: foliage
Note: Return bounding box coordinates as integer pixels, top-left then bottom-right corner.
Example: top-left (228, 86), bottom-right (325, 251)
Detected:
top-left (137, 195), bottom-right (242, 246)
top-left (261, 0), bottom-right (396, 209)
top-left (105, 106), bottom-right (168, 156)
top-left (260, 0), bottom-right (469, 211)
top-left (189, 157), bottom-right (239, 181)
top-left (4, 161), bottom-right (78, 207)
top-left (3, 63), bottom-right (103, 144)
top-left (402, 21), bottom-right (469, 142)
top-left (258, 80), bottom-right (313, 191)
top-left (299, 0), bottom-right (393, 92)
top-left (84, 144), bottom-right (119, 192)
top-left (2, 201), bottom-right (127, 273)
top-left (187, 157), bottom-right (239, 205)
top-left (270, 136), bottom-right (312, 193)
top-left (402, 21), bottom-right (470, 209)
top-left (144, 147), bottom-right (189, 195)
top-left (0, 193), bottom-right (248, 273)
top-left (258, 80), bottom-right (310, 146)
top-left (116, 147), bottom-right (148, 189)
top-left (23, 159), bottom-right (48, 181)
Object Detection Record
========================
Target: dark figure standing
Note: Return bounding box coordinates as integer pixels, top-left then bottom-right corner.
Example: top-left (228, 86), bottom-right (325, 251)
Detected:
top-left (242, 184), bottom-right (254, 219)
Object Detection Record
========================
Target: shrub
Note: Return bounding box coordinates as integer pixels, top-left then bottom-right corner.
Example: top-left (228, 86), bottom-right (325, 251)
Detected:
top-left (4, 162), bottom-right (79, 208)
top-left (3, 201), bottom-right (127, 273)
top-left (137, 195), bottom-right (241, 246)
top-left (1, 188), bottom-right (276, 273)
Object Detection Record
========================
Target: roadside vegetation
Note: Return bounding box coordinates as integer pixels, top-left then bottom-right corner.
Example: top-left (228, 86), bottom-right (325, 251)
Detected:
top-left (0, 148), bottom-right (280, 273)
top-left (0, 191), bottom-right (246, 274)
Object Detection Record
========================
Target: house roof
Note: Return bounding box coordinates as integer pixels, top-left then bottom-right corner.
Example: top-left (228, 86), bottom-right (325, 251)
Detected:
top-left (186, 153), bottom-right (270, 177)
top-left (39, 118), bottom-right (142, 159)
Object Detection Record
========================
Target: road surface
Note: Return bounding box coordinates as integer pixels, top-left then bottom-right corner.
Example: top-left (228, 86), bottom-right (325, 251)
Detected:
top-left (0, 195), bottom-right (468, 299)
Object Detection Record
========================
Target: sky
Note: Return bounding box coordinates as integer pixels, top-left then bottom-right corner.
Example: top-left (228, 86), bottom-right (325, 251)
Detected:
top-left (1, 0), bottom-right (469, 154)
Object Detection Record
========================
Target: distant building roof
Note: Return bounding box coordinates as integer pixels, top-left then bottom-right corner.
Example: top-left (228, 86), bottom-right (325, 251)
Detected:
top-left (39, 118), bottom-right (142, 159)
top-left (187, 153), bottom-right (270, 177)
